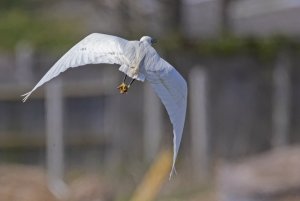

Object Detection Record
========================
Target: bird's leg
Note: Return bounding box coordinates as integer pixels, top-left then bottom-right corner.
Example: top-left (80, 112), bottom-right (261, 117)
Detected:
top-left (123, 74), bottom-right (127, 83)
top-left (128, 78), bottom-right (135, 88)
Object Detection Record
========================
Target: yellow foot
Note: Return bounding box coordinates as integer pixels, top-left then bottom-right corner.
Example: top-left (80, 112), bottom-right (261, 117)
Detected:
top-left (117, 83), bottom-right (129, 94)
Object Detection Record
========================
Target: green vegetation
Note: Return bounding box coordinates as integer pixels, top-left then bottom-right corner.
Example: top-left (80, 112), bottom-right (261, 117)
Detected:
top-left (159, 33), bottom-right (300, 61)
top-left (1, 1), bottom-right (300, 59)
top-left (0, 7), bottom-right (83, 52)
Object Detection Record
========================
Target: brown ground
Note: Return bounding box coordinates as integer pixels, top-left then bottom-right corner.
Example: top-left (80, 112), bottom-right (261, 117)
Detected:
top-left (0, 165), bottom-right (112, 201)
top-left (218, 146), bottom-right (300, 201)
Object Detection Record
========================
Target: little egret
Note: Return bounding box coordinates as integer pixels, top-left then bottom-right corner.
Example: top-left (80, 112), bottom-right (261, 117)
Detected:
top-left (21, 33), bottom-right (187, 178)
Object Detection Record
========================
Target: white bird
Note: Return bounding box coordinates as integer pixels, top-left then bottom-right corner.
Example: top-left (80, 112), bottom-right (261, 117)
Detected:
top-left (21, 33), bottom-right (187, 178)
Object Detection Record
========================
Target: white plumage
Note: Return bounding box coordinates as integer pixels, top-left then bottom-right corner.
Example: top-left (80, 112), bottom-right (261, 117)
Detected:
top-left (22, 33), bottom-right (187, 178)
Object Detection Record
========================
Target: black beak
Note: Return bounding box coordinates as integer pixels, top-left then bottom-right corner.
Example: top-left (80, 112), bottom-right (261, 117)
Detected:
top-left (151, 38), bottom-right (157, 44)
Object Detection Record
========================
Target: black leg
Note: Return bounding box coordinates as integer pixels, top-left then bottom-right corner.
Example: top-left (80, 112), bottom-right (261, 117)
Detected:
top-left (128, 78), bottom-right (135, 87)
top-left (123, 74), bottom-right (127, 82)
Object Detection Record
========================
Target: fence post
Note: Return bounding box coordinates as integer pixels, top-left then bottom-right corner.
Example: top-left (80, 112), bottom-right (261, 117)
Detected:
top-left (103, 95), bottom-right (122, 171)
top-left (189, 67), bottom-right (210, 181)
top-left (45, 78), bottom-right (68, 198)
top-left (143, 83), bottom-right (162, 162)
top-left (272, 51), bottom-right (291, 147)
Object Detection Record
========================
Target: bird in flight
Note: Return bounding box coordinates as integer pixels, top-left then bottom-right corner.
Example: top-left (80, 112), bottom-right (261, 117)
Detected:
top-left (21, 33), bottom-right (187, 178)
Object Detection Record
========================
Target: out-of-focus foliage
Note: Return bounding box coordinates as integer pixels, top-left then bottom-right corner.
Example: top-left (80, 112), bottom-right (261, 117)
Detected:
top-left (0, 0), bottom-right (49, 10)
top-left (195, 36), bottom-right (291, 60)
top-left (0, 0), bottom-right (83, 52)
top-left (159, 33), bottom-right (300, 62)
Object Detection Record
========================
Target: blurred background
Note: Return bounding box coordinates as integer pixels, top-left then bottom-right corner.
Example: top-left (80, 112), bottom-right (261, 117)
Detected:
top-left (1, 0), bottom-right (300, 200)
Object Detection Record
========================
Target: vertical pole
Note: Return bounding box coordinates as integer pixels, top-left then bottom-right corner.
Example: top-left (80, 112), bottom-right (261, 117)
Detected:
top-left (143, 83), bottom-right (162, 162)
top-left (103, 95), bottom-right (122, 171)
top-left (272, 51), bottom-right (291, 147)
top-left (189, 67), bottom-right (210, 181)
top-left (45, 78), bottom-right (68, 198)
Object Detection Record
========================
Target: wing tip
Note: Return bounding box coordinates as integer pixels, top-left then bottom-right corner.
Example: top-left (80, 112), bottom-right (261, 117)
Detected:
top-left (169, 166), bottom-right (177, 181)
top-left (21, 91), bottom-right (32, 102)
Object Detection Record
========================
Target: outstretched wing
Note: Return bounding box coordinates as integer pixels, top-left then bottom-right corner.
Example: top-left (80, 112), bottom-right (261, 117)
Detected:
top-left (147, 63), bottom-right (187, 179)
top-left (22, 33), bottom-right (129, 102)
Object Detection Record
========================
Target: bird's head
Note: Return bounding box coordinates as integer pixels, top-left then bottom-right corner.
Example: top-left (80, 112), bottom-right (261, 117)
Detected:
top-left (140, 36), bottom-right (157, 45)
